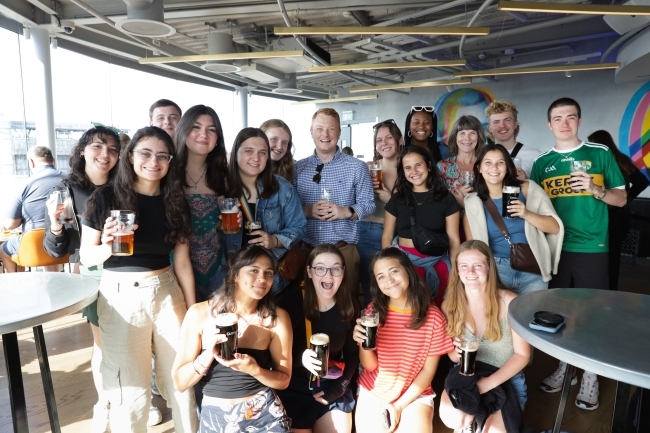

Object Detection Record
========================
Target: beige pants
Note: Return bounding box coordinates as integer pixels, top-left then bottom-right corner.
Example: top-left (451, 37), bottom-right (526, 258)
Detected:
top-left (97, 269), bottom-right (198, 433)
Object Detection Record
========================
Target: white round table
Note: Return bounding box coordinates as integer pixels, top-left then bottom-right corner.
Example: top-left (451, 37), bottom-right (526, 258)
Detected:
top-left (0, 272), bottom-right (98, 433)
top-left (508, 288), bottom-right (650, 433)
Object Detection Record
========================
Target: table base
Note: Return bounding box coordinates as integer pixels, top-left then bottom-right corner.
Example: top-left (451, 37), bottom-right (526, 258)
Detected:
top-left (2, 325), bottom-right (61, 433)
top-left (612, 383), bottom-right (650, 433)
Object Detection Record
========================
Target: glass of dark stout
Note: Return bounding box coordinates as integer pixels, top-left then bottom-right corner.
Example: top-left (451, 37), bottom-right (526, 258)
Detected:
top-left (215, 312), bottom-right (239, 360)
top-left (459, 335), bottom-right (480, 376)
top-left (361, 308), bottom-right (379, 350)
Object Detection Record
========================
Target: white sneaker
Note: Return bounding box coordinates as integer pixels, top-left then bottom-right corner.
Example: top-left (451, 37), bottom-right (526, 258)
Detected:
top-left (90, 402), bottom-right (110, 433)
top-left (540, 363), bottom-right (577, 393)
top-left (147, 404), bottom-right (162, 426)
top-left (575, 374), bottom-right (599, 410)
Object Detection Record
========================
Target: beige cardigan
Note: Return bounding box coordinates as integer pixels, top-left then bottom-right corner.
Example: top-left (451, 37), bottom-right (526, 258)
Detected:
top-left (464, 181), bottom-right (564, 282)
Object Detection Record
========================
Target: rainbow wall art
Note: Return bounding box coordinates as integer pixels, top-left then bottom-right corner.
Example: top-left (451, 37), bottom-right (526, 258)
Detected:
top-left (619, 82), bottom-right (650, 179)
top-left (434, 87), bottom-right (495, 143)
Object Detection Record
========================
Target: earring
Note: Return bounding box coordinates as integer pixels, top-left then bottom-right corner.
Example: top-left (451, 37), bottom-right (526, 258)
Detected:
top-left (407, 131), bottom-right (412, 137)
top-left (429, 132), bottom-right (434, 138)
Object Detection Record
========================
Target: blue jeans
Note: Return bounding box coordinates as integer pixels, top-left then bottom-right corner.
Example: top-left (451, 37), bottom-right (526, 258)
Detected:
top-left (494, 257), bottom-right (548, 295)
top-left (397, 240), bottom-right (450, 299)
top-left (510, 370), bottom-right (528, 410)
top-left (357, 221), bottom-right (384, 305)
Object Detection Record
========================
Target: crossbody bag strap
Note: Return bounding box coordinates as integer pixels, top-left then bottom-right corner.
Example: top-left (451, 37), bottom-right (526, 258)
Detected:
top-left (407, 194), bottom-right (418, 227)
top-left (484, 198), bottom-right (512, 245)
top-left (510, 142), bottom-right (524, 158)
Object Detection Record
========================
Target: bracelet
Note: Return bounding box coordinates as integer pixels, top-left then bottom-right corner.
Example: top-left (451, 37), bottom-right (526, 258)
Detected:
top-left (594, 188), bottom-right (608, 200)
top-left (195, 356), bottom-right (210, 370)
top-left (51, 227), bottom-right (63, 235)
top-left (193, 358), bottom-right (209, 376)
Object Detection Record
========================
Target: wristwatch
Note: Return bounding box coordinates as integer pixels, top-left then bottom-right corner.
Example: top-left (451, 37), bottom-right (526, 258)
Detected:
top-left (348, 206), bottom-right (355, 219)
top-left (594, 188), bottom-right (607, 200)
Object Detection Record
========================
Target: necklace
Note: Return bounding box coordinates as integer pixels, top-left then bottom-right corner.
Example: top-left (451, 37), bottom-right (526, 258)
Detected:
top-left (319, 300), bottom-right (336, 312)
top-left (413, 191), bottom-right (428, 205)
top-left (186, 167), bottom-right (206, 190)
top-left (237, 313), bottom-right (257, 337)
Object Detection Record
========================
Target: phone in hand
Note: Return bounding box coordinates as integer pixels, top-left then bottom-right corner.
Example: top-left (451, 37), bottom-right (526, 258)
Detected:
top-left (382, 408), bottom-right (391, 429)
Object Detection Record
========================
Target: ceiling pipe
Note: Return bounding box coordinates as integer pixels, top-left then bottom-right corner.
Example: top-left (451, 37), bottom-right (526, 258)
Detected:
top-left (276, 0), bottom-right (407, 93)
top-left (458, 0), bottom-right (494, 69)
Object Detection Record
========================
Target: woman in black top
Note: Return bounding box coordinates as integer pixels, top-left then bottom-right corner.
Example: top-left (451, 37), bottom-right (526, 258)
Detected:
top-left (381, 146), bottom-right (461, 300)
top-left (172, 245), bottom-right (292, 432)
top-left (80, 126), bottom-right (198, 433)
top-left (44, 125), bottom-right (120, 430)
top-left (276, 244), bottom-right (360, 433)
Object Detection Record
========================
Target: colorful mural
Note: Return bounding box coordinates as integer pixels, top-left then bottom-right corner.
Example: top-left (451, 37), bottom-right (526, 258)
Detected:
top-left (434, 87), bottom-right (495, 143)
top-left (619, 81), bottom-right (650, 179)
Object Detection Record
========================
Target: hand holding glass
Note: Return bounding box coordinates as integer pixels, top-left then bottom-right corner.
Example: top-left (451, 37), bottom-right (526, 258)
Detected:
top-left (110, 210), bottom-right (136, 256)
top-left (218, 198), bottom-right (241, 234)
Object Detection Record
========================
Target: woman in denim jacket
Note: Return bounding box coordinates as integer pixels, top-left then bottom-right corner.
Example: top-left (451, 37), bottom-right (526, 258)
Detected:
top-left (225, 127), bottom-right (307, 295)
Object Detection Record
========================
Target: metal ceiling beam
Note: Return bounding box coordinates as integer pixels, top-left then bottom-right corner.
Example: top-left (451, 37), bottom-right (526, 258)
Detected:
top-left (0, 0), bottom-right (51, 26)
top-left (349, 11), bottom-right (371, 27)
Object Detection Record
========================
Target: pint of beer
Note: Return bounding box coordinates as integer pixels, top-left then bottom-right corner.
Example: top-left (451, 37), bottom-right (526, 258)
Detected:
top-left (218, 198), bottom-right (240, 234)
top-left (361, 308), bottom-right (379, 350)
top-left (216, 312), bottom-right (239, 360)
top-left (459, 335), bottom-right (480, 376)
top-left (310, 333), bottom-right (330, 378)
top-left (110, 210), bottom-right (136, 256)
top-left (501, 186), bottom-right (521, 219)
top-left (244, 221), bottom-right (262, 246)
top-left (370, 163), bottom-right (383, 186)
top-left (53, 187), bottom-right (74, 224)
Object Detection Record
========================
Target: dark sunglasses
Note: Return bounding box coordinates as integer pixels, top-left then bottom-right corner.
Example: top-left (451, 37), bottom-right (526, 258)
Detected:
top-left (373, 119), bottom-right (396, 130)
top-left (313, 163), bottom-right (324, 184)
top-left (410, 106), bottom-right (435, 113)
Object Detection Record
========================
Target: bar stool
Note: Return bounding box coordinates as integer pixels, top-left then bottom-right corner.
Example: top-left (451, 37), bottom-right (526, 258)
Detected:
top-left (11, 228), bottom-right (70, 271)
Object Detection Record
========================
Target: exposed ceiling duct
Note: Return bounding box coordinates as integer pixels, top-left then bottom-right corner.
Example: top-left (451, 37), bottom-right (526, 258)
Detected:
top-left (115, 0), bottom-right (176, 38)
top-left (201, 33), bottom-right (242, 73)
top-left (273, 73), bottom-right (303, 94)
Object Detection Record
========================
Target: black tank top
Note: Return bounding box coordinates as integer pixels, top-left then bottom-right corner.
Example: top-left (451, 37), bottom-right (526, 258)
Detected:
top-left (199, 348), bottom-right (272, 398)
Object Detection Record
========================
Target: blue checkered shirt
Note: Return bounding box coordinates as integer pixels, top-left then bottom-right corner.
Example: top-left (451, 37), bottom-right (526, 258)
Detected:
top-left (293, 150), bottom-right (375, 245)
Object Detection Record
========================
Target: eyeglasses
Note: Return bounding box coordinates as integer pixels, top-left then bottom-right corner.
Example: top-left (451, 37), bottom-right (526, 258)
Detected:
top-left (410, 106), bottom-right (435, 113)
top-left (309, 266), bottom-right (345, 277)
top-left (373, 119), bottom-right (396, 130)
top-left (132, 149), bottom-right (173, 164)
top-left (313, 163), bottom-right (324, 184)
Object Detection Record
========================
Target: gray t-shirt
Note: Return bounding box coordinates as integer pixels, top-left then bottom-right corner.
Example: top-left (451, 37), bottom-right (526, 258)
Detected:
top-left (5, 165), bottom-right (66, 231)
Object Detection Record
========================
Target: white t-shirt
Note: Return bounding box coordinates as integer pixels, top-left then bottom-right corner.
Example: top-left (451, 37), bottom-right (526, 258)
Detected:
top-left (509, 143), bottom-right (541, 178)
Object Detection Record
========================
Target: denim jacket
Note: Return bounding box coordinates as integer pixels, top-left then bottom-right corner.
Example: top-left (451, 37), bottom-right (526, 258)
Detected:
top-left (224, 175), bottom-right (306, 260)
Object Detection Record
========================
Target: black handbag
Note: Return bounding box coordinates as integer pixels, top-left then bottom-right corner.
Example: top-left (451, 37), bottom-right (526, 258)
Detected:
top-left (407, 194), bottom-right (449, 256)
top-left (484, 199), bottom-right (542, 275)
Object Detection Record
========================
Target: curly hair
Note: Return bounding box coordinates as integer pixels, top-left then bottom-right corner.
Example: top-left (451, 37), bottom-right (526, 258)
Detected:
top-left (485, 100), bottom-right (520, 140)
top-left (260, 119), bottom-right (295, 184)
top-left (174, 105), bottom-right (229, 195)
top-left (444, 240), bottom-right (504, 341)
top-left (474, 144), bottom-right (521, 202)
top-left (446, 115), bottom-right (486, 156)
top-left (403, 108), bottom-right (442, 163)
top-left (67, 126), bottom-right (121, 189)
top-left (368, 247), bottom-right (431, 329)
top-left (228, 127), bottom-right (279, 200)
top-left (394, 146), bottom-right (449, 204)
top-left (209, 246), bottom-right (278, 327)
top-left (87, 126), bottom-right (191, 244)
top-left (303, 244), bottom-right (359, 322)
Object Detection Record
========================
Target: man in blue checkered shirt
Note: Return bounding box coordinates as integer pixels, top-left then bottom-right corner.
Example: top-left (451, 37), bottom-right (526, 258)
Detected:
top-left (293, 108), bottom-right (375, 293)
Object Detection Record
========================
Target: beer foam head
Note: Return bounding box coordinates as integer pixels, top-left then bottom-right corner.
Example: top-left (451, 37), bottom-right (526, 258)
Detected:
top-left (460, 340), bottom-right (480, 351)
top-left (502, 186), bottom-right (521, 194)
top-left (216, 312), bottom-right (238, 327)
top-left (361, 316), bottom-right (378, 326)
top-left (310, 333), bottom-right (329, 345)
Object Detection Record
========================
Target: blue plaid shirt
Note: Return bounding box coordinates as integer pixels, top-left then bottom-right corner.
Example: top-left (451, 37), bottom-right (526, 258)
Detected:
top-left (293, 150), bottom-right (375, 245)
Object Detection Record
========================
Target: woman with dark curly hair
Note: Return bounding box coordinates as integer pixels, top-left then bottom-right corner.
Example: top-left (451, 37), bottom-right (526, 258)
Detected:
top-left (80, 126), bottom-right (198, 433)
top-left (403, 106), bottom-right (447, 163)
top-left (381, 146), bottom-right (461, 299)
top-left (174, 105), bottom-right (230, 302)
top-left (172, 246), bottom-right (292, 433)
top-left (260, 119), bottom-right (295, 184)
top-left (43, 125), bottom-right (120, 431)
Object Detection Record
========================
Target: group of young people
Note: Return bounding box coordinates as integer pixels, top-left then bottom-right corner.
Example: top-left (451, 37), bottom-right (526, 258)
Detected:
top-left (31, 94), bottom-right (646, 433)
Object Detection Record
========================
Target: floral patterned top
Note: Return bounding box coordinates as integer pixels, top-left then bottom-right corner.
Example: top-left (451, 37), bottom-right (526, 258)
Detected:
top-left (187, 194), bottom-right (223, 287)
top-left (436, 155), bottom-right (474, 190)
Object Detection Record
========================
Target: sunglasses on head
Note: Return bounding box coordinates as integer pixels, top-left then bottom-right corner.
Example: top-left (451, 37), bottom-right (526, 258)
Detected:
top-left (373, 119), bottom-right (396, 130)
top-left (313, 163), bottom-right (324, 184)
top-left (410, 106), bottom-right (435, 113)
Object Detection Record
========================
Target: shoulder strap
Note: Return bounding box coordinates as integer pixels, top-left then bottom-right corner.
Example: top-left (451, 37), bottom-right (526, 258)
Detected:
top-left (484, 199), bottom-right (511, 242)
top-left (302, 288), bottom-right (312, 348)
top-left (239, 195), bottom-right (253, 222)
top-left (407, 194), bottom-right (417, 227)
top-left (510, 142), bottom-right (524, 158)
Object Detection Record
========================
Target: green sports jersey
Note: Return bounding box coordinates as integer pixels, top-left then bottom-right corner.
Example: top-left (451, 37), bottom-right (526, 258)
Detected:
top-left (530, 141), bottom-right (625, 253)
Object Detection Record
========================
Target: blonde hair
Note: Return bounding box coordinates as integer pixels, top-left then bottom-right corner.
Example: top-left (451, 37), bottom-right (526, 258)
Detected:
top-left (485, 100), bottom-right (520, 140)
top-left (444, 240), bottom-right (503, 342)
top-left (312, 108), bottom-right (341, 125)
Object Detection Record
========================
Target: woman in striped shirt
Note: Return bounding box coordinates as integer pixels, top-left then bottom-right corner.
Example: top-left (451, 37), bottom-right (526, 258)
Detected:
top-left (353, 248), bottom-right (454, 433)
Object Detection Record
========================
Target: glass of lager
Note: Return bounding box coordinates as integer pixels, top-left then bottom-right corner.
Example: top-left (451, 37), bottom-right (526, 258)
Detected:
top-left (310, 333), bottom-right (330, 378)
top-left (361, 308), bottom-right (379, 350)
top-left (370, 163), bottom-right (383, 186)
top-left (110, 210), bottom-right (136, 256)
top-left (218, 198), bottom-right (241, 234)
top-left (215, 312), bottom-right (239, 360)
top-left (459, 335), bottom-right (480, 376)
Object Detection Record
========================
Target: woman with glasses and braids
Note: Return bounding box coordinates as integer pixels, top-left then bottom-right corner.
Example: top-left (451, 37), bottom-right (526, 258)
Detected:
top-left (260, 119), bottom-right (295, 184)
top-left (276, 244), bottom-right (360, 433)
top-left (437, 115), bottom-right (486, 208)
top-left (404, 106), bottom-right (448, 163)
top-left (80, 126), bottom-right (198, 433)
top-left (357, 119), bottom-right (403, 305)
